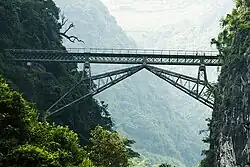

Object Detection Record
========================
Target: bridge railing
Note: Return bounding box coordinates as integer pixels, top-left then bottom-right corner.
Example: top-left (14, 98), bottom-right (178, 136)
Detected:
top-left (66, 48), bottom-right (219, 56)
top-left (5, 48), bottom-right (219, 56)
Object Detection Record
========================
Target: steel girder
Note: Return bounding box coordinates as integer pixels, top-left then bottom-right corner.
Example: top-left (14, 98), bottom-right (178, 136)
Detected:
top-left (144, 65), bottom-right (214, 109)
top-left (47, 65), bottom-right (144, 116)
top-left (6, 49), bottom-right (221, 66)
top-left (6, 48), bottom-right (216, 114)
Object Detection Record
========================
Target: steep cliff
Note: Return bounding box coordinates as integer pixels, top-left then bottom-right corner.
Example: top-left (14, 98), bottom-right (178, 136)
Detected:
top-left (201, 0), bottom-right (250, 166)
top-left (202, 53), bottom-right (250, 167)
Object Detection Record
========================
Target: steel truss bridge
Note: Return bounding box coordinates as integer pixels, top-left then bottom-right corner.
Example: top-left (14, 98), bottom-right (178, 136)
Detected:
top-left (5, 48), bottom-right (221, 116)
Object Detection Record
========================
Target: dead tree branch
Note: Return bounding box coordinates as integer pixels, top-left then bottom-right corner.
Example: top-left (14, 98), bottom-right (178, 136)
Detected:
top-left (63, 23), bottom-right (74, 34)
top-left (59, 14), bottom-right (84, 44)
top-left (59, 32), bottom-right (84, 43)
top-left (59, 13), bottom-right (68, 29)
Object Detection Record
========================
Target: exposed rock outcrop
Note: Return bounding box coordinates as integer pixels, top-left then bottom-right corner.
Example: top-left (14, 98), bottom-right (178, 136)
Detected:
top-left (204, 54), bottom-right (250, 167)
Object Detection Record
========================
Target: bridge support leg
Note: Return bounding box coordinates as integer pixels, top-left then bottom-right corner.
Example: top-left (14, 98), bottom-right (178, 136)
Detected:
top-left (81, 58), bottom-right (93, 91)
top-left (145, 64), bottom-right (214, 109)
top-left (197, 64), bottom-right (208, 95)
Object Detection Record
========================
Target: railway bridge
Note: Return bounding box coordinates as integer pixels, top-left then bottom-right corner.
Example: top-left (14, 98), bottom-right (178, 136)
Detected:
top-left (5, 48), bottom-right (221, 116)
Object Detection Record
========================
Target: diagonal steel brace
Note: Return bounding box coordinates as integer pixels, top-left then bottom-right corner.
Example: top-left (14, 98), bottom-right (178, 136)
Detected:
top-left (47, 65), bottom-right (144, 116)
top-left (144, 65), bottom-right (214, 109)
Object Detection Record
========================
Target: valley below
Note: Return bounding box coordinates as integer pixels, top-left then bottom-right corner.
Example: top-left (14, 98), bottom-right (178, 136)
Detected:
top-left (54, 0), bottom-right (234, 166)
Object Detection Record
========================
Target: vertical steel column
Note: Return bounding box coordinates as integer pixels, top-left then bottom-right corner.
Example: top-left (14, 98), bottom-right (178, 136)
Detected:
top-left (81, 57), bottom-right (93, 91)
top-left (197, 55), bottom-right (208, 94)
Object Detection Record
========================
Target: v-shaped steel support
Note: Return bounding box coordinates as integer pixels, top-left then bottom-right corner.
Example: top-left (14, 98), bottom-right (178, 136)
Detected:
top-left (144, 65), bottom-right (214, 109)
top-left (47, 63), bottom-right (215, 116)
top-left (47, 65), bottom-right (144, 116)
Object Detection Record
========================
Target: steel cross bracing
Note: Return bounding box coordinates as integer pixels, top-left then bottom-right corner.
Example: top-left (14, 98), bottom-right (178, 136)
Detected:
top-left (144, 65), bottom-right (214, 109)
top-left (47, 64), bottom-right (215, 116)
top-left (47, 65), bottom-right (145, 116)
top-left (5, 48), bottom-right (221, 66)
top-left (5, 48), bottom-right (217, 115)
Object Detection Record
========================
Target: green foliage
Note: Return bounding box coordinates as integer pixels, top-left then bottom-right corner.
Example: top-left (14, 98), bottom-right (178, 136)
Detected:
top-left (11, 144), bottom-right (94, 167)
top-left (0, 76), bottom-right (95, 167)
top-left (0, 0), bottom-right (61, 49)
top-left (88, 126), bottom-right (129, 167)
top-left (0, 76), bottom-right (135, 167)
top-left (0, 0), bottom-right (114, 148)
top-left (29, 122), bottom-right (88, 166)
top-left (211, 0), bottom-right (250, 65)
top-left (123, 137), bottom-right (140, 159)
top-left (129, 158), bottom-right (150, 167)
top-left (196, 163), bottom-right (202, 167)
top-left (11, 144), bottom-right (62, 167)
top-left (0, 0), bottom-right (141, 166)
top-left (0, 76), bottom-right (37, 156)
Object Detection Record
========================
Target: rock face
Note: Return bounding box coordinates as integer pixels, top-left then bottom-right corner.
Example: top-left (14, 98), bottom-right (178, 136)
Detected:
top-left (206, 56), bottom-right (250, 167)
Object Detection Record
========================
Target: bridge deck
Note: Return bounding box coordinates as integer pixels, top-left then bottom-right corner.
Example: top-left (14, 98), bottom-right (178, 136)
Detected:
top-left (6, 48), bottom-right (221, 66)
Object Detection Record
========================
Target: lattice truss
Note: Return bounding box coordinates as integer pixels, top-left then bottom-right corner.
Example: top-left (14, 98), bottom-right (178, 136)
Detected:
top-left (47, 65), bottom-right (144, 116)
top-left (47, 64), bottom-right (215, 116)
top-left (6, 49), bottom-right (220, 66)
top-left (144, 65), bottom-right (214, 109)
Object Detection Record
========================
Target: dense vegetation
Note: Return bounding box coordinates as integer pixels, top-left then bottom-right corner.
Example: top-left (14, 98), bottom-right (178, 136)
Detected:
top-left (0, 0), bottom-right (178, 166)
top-left (0, 77), bottom-right (92, 166)
top-left (0, 0), bottom-right (115, 145)
top-left (201, 0), bottom-right (250, 166)
top-left (0, 77), bottom-right (136, 166)
top-left (0, 0), bottom-right (140, 166)
top-left (211, 0), bottom-right (250, 66)
top-left (4, 0), bottom-right (245, 166)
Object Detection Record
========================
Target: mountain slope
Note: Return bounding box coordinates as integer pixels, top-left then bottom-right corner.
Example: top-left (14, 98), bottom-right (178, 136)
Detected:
top-left (54, 0), bottom-right (136, 48)
top-left (54, 0), bottom-right (234, 166)
top-left (100, 0), bottom-right (234, 166)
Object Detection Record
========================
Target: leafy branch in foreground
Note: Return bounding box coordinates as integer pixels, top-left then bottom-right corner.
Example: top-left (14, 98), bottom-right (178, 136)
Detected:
top-left (0, 76), bottom-right (95, 167)
top-left (88, 126), bottom-right (129, 167)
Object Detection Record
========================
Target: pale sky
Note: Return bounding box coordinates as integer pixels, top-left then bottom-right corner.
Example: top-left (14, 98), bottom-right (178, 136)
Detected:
top-left (99, 0), bottom-right (235, 81)
top-left (100, 0), bottom-right (234, 31)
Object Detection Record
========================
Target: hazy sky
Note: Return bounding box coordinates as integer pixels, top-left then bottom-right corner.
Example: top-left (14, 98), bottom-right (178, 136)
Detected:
top-left (100, 0), bottom-right (234, 51)
top-left (98, 0), bottom-right (235, 81)
top-left (100, 0), bottom-right (234, 31)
